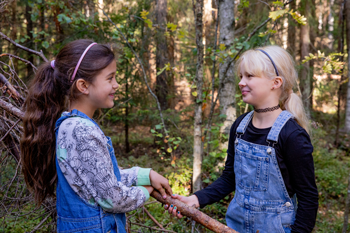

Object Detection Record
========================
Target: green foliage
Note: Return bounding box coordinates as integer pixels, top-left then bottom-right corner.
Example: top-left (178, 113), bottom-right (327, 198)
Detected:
top-left (302, 51), bottom-right (345, 74)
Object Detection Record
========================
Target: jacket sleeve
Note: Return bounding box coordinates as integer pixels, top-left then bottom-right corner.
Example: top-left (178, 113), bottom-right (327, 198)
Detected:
top-left (119, 167), bottom-right (151, 187)
top-left (56, 118), bottom-right (149, 213)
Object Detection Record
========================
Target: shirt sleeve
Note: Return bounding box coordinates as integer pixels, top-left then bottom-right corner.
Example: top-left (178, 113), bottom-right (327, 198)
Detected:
top-left (283, 129), bottom-right (319, 233)
top-left (194, 119), bottom-right (238, 208)
top-left (56, 118), bottom-right (149, 213)
top-left (119, 167), bottom-right (151, 187)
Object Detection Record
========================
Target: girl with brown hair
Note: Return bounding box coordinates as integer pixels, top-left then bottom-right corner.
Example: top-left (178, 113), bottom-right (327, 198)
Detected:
top-left (20, 39), bottom-right (172, 233)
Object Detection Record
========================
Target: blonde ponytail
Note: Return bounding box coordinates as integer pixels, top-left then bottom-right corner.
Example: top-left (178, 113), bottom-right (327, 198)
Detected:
top-left (282, 92), bottom-right (309, 134)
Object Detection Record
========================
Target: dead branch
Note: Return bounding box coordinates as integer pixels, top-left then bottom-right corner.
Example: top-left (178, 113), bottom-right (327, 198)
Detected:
top-left (151, 191), bottom-right (238, 233)
top-left (0, 98), bottom-right (24, 118)
top-left (0, 53), bottom-right (37, 71)
top-left (0, 32), bottom-right (48, 62)
top-left (129, 222), bottom-right (177, 233)
top-left (142, 206), bottom-right (165, 229)
top-left (0, 119), bottom-right (20, 142)
top-left (0, 73), bottom-right (24, 101)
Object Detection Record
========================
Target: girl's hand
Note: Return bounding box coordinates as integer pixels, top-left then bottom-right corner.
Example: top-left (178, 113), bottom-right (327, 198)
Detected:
top-left (164, 194), bottom-right (200, 218)
top-left (149, 170), bottom-right (173, 198)
top-left (143, 185), bottom-right (154, 194)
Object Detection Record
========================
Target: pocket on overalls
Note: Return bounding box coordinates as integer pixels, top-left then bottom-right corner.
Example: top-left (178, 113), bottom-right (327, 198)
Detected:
top-left (57, 215), bottom-right (102, 233)
top-left (252, 212), bottom-right (284, 233)
top-left (236, 149), bottom-right (270, 191)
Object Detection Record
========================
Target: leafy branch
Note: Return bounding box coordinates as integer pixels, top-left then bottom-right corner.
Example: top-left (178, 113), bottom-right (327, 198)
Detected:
top-left (302, 51), bottom-right (345, 74)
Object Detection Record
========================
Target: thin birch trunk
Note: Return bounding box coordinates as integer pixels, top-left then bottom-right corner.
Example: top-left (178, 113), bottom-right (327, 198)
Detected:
top-left (192, 0), bottom-right (204, 193)
top-left (299, 0), bottom-right (311, 116)
top-left (218, 0), bottom-right (236, 151)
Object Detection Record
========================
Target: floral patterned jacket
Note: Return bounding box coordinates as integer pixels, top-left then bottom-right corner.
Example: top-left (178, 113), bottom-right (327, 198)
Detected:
top-left (56, 116), bottom-right (151, 213)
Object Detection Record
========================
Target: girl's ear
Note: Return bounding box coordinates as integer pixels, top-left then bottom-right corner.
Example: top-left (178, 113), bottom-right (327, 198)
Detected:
top-left (272, 77), bottom-right (283, 89)
top-left (75, 79), bottom-right (90, 94)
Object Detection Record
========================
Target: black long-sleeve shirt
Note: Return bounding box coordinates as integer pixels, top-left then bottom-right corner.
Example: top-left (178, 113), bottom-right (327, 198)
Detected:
top-left (195, 113), bottom-right (319, 233)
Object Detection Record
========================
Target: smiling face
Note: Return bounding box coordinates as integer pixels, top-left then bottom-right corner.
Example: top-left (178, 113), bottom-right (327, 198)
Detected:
top-left (87, 61), bottom-right (118, 110)
top-left (238, 61), bottom-right (280, 109)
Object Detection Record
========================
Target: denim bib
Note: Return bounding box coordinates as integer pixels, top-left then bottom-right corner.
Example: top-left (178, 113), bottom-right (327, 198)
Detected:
top-left (226, 110), bottom-right (297, 233)
top-left (55, 109), bottom-right (126, 233)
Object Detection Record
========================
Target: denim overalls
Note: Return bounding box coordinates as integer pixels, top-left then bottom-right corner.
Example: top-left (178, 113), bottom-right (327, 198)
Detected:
top-left (55, 109), bottom-right (126, 233)
top-left (226, 110), bottom-right (297, 233)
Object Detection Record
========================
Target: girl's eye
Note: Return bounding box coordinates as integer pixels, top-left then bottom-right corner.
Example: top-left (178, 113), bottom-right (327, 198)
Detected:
top-left (247, 74), bottom-right (253, 78)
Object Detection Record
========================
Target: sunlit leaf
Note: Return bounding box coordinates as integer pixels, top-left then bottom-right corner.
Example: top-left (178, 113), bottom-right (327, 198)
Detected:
top-left (269, 9), bottom-right (288, 21)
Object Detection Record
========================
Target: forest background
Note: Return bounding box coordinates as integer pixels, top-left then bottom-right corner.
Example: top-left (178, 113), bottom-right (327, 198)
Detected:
top-left (0, 0), bottom-right (350, 232)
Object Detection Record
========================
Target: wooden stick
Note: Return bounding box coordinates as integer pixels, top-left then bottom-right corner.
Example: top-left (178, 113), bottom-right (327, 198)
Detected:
top-left (151, 191), bottom-right (238, 233)
top-left (142, 206), bottom-right (165, 229)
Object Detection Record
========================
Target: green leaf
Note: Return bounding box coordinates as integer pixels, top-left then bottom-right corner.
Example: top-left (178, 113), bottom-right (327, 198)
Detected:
top-left (140, 10), bottom-right (149, 19)
top-left (155, 124), bottom-right (162, 129)
top-left (192, 91), bottom-right (198, 97)
top-left (288, 10), bottom-right (306, 25)
top-left (150, 129), bottom-right (156, 133)
top-left (269, 9), bottom-right (288, 21)
top-left (167, 148), bottom-right (173, 153)
top-left (272, 1), bottom-right (284, 7)
top-left (42, 41), bottom-right (49, 49)
top-left (203, 178), bottom-right (210, 183)
top-left (219, 43), bottom-right (226, 51)
top-left (144, 19), bottom-right (153, 28)
top-left (166, 23), bottom-right (177, 32)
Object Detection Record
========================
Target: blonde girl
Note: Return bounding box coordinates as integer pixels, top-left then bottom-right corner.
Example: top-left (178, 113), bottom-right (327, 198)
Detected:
top-left (167, 45), bottom-right (318, 233)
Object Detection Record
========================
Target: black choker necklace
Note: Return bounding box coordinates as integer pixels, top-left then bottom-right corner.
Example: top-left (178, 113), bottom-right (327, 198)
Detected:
top-left (254, 104), bottom-right (280, 113)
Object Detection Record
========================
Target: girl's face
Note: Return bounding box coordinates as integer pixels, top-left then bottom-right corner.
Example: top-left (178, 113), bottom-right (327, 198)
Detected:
top-left (238, 63), bottom-right (276, 108)
top-left (87, 61), bottom-right (119, 110)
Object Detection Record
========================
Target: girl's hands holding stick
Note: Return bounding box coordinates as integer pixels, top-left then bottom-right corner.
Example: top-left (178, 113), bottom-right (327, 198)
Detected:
top-left (164, 194), bottom-right (200, 218)
top-left (149, 170), bottom-right (173, 198)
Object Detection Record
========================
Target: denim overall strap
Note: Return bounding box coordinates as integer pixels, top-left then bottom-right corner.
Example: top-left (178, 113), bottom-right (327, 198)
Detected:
top-left (266, 111), bottom-right (294, 143)
top-left (236, 111), bottom-right (254, 135)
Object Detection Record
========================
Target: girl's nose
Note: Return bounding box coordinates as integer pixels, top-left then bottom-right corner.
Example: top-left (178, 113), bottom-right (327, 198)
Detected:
top-left (113, 81), bottom-right (119, 90)
top-left (238, 79), bottom-right (246, 88)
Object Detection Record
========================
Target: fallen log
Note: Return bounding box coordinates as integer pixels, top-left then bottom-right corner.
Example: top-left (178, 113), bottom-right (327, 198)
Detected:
top-left (151, 191), bottom-right (238, 233)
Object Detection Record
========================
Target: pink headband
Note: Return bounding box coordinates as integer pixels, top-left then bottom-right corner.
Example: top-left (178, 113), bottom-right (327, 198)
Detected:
top-left (71, 42), bottom-right (97, 82)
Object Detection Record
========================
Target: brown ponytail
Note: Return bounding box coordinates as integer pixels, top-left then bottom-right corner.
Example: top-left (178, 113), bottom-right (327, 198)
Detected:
top-left (20, 39), bottom-right (115, 205)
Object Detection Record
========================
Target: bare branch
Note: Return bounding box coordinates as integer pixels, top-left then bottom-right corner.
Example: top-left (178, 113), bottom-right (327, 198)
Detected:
top-left (0, 98), bottom-right (24, 118)
top-left (142, 206), bottom-right (164, 229)
top-left (0, 73), bottom-right (24, 101)
top-left (130, 222), bottom-right (177, 233)
top-left (0, 53), bottom-right (37, 71)
top-left (0, 32), bottom-right (48, 62)
top-left (0, 119), bottom-right (20, 142)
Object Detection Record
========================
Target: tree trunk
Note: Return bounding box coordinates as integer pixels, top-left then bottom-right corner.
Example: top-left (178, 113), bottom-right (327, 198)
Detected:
top-left (287, 0), bottom-right (296, 56)
top-left (309, 0), bottom-right (316, 108)
top-left (10, 0), bottom-right (17, 69)
top-left (346, 0), bottom-right (350, 132)
top-left (155, 0), bottom-right (169, 110)
top-left (203, 0), bottom-right (213, 52)
top-left (299, 0), bottom-right (311, 116)
top-left (218, 0), bottom-right (236, 151)
top-left (335, 0), bottom-right (346, 147)
top-left (25, 3), bottom-right (34, 83)
top-left (328, 0), bottom-right (335, 50)
top-left (193, 0), bottom-right (204, 193)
